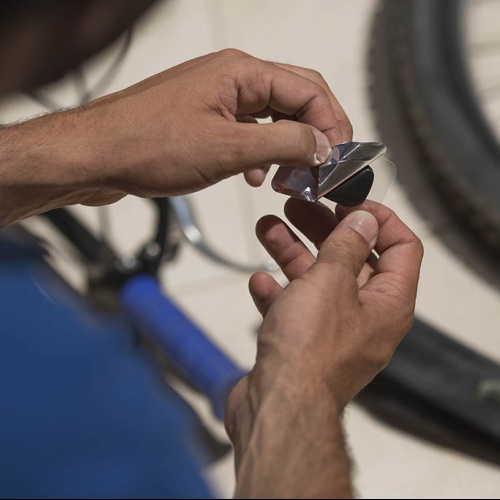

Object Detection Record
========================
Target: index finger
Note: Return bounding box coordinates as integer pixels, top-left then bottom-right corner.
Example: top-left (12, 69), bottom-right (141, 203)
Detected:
top-left (231, 53), bottom-right (342, 143)
top-left (273, 62), bottom-right (353, 144)
top-left (265, 64), bottom-right (341, 145)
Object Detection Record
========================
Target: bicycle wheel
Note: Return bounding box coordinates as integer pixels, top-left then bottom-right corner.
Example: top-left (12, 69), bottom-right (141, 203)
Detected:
top-left (370, 0), bottom-right (500, 258)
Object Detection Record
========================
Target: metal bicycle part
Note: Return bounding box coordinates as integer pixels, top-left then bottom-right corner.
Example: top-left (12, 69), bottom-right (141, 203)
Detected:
top-left (169, 196), bottom-right (278, 274)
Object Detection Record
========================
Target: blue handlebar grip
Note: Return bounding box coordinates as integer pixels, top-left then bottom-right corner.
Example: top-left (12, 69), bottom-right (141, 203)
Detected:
top-left (120, 275), bottom-right (247, 421)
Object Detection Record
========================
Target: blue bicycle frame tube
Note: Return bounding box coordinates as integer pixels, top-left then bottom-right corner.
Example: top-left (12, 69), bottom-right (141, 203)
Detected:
top-left (120, 275), bottom-right (246, 421)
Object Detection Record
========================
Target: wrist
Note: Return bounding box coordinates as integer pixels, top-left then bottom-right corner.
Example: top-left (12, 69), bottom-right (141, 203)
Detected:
top-left (230, 374), bottom-right (353, 498)
top-left (227, 368), bottom-right (343, 439)
top-left (250, 361), bottom-right (347, 413)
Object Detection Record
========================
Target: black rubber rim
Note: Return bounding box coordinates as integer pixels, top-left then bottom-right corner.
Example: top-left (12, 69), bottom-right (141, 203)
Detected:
top-left (371, 0), bottom-right (500, 257)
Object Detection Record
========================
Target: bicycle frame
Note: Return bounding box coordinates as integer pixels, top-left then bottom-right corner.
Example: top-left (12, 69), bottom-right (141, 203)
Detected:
top-left (41, 201), bottom-right (246, 421)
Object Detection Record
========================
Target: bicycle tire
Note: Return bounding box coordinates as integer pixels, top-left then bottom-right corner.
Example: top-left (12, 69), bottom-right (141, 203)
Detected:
top-left (370, 0), bottom-right (500, 257)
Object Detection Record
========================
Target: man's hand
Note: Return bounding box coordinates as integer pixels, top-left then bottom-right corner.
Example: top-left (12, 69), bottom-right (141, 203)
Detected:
top-left (90, 49), bottom-right (352, 193)
top-left (0, 49), bottom-right (351, 225)
top-left (225, 199), bottom-right (423, 498)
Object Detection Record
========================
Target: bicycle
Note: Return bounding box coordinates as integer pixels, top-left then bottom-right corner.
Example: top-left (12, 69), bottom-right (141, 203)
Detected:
top-left (4, 2), bottom-right (500, 493)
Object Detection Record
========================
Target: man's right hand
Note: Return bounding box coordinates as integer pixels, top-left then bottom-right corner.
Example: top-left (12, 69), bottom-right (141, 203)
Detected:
top-left (225, 199), bottom-right (423, 498)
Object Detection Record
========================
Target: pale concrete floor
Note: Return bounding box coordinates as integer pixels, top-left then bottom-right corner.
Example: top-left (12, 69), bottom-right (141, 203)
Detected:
top-left (2, 1), bottom-right (500, 498)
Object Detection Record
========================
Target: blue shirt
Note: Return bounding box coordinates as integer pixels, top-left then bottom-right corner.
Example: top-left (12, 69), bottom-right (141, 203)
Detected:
top-left (0, 233), bottom-right (213, 499)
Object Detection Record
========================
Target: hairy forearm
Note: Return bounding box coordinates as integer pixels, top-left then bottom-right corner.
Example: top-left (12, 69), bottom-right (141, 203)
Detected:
top-left (0, 108), bottom-right (121, 227)
top-left (231, 381), bottom-right (354, 499)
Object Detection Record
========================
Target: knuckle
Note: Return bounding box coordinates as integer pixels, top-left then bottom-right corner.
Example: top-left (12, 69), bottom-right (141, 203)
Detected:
top-left (317, 259), bottom-right (355, 289)
top-left (217, 48), bottom-right (251, 64)
top-left (301, 67), bottom-right (327, 86)
top-left (322, 238), bottom-right (367, 273)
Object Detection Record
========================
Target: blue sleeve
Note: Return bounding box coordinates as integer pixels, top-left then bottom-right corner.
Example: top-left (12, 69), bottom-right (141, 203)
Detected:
top-left (0, 237), bottom-right (213, 499)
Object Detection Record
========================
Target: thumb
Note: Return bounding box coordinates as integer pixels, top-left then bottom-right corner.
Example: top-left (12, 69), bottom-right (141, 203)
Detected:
top-left (234, 120), bottom-right (332, 169)
top-left (318, 210), bottom-right (379, 278)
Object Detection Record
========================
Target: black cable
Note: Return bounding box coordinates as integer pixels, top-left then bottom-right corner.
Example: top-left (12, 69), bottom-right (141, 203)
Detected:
top-left (42, 209), bottom-right (116, 265)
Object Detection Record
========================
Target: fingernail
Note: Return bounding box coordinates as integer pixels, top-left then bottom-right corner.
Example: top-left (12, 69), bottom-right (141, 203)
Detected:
top-left (312, 128), bottom-right (332, 165)
top-left (344, 210), bottom-right (378, 247)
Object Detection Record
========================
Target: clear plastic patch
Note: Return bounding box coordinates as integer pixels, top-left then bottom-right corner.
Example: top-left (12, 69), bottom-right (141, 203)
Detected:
top-left (366, 157), bottom-right (397, 204)
top-left (272, 141), bottom-right (396, 206)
